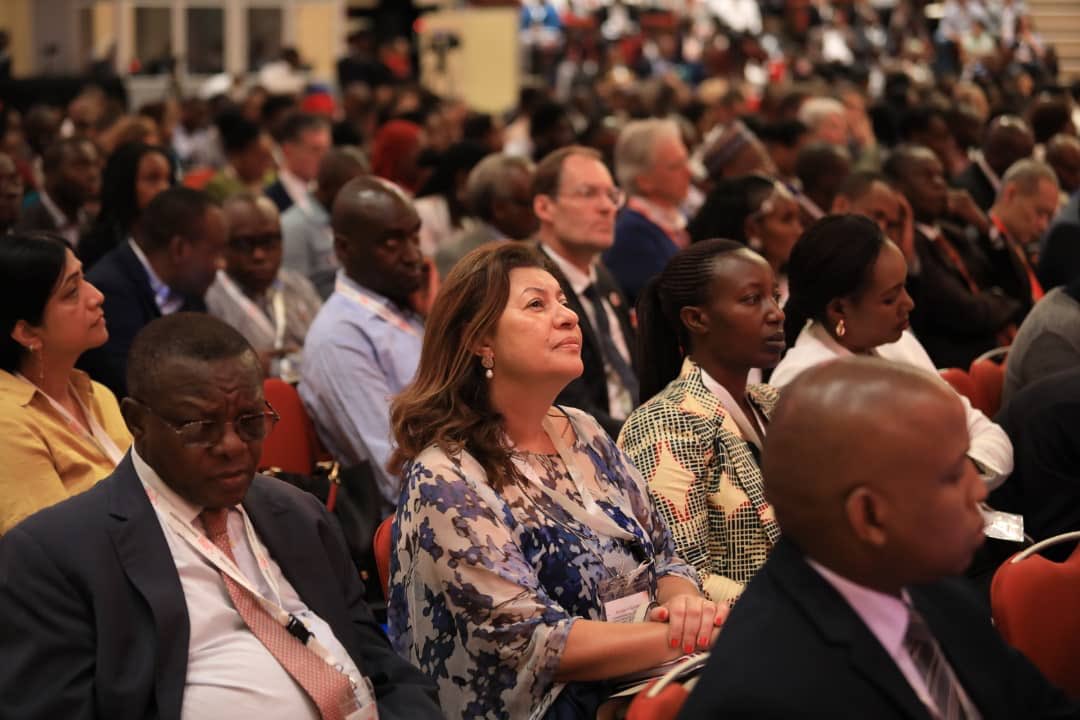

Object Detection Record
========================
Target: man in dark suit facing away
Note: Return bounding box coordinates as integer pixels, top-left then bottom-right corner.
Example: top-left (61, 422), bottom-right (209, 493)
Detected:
top-left (0, 313), bottom-right (442, 720)
top-left (680, 357), bottom-right (1077, 720)
top-left (78, 187), bottom-right (225, 397)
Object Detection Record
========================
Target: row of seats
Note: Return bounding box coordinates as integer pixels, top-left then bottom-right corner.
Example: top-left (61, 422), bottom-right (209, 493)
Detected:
top-left (939, 347), bottom-right (1008, 418)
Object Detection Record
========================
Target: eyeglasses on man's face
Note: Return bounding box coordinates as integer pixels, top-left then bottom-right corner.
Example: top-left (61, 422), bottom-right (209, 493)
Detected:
top-left (557, 184), bottom-right (626, 208)
top-left (133, 399), bottom-right (280, 448)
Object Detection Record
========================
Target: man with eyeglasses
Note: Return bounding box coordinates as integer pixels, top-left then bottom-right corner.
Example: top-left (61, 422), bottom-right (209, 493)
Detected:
top-left (0, 313), bottom-right (442, 720)
top-left (533, 145), bottom-right (638, 437)
top-left (206, 193), bottom-right (322, 382)
top-left (300, 176), bottom-right (425, 518)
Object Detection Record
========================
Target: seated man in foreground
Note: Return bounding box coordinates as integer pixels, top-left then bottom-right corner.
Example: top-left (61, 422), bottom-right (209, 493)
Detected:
top-left (0, 313), bottom-right (441, 720)
top-left (680, 357), bottom-right (1076, 719)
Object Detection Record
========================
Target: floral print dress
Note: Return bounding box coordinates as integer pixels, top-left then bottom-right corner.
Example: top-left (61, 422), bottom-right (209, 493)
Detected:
top-left (388, 407), bottom-right (698, 720)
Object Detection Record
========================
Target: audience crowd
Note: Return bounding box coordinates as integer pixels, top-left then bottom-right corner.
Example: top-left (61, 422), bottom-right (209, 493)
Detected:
top-left (2, 0), bottom-right (1080, 717)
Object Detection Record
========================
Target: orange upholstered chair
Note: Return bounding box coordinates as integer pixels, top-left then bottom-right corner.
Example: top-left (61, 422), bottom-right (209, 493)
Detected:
top-left (991, 532), bottom-right (1080, 699)
top-left (969, 357), bottom-right (1006, 417)
top-left (259, 379), bottom-right (321, 475)
top-left (939, 368), bottom-right (981, 408)
top-left (373, 515), bottom-right (395, 601)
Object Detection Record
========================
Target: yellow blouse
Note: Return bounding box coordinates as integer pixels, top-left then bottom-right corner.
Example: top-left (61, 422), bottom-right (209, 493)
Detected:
top-left (0, 369), bottom-right (132, 534)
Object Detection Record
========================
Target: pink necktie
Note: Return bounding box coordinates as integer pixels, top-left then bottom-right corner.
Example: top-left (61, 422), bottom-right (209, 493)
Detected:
top-left (200, 508), bottom-right (354, 720)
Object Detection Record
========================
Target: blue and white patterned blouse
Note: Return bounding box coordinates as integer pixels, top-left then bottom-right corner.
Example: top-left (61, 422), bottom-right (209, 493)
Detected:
top-left (388, 406), bottom-right (698, 720)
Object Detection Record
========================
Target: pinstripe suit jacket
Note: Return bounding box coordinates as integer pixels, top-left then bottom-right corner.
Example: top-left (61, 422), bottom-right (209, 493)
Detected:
top-left (618, 358), bottom-right (780, 606)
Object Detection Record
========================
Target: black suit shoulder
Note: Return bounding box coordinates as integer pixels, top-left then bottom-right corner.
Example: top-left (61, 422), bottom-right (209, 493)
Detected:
top-left (953, 163), bottom-right (996, 212)
top-left (264, 180), bottom-right (293, 213)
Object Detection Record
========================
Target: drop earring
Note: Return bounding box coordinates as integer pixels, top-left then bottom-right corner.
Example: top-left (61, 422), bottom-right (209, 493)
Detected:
top-left (748, 236), bottom-right (764, 252)
top-left (835, 319), bottom-right (846, 338)
top-left (481, 354), bottom-right (494, 380)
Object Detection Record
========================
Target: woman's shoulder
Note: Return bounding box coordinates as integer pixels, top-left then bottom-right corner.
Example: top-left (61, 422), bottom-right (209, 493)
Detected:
top-left (771, 327), bottom-right (838, 388)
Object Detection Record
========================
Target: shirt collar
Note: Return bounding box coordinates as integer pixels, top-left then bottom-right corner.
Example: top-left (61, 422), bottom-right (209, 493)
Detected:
top-left (808, 557), bottom-right (912, 659)
top-left (39, 190), bottom-right (78, 229)
top-left (628, 196), bottom-right (687, 232)
top-left (1, 367), bottom-right (97, 408)
top-left (540, 243), bottom-right (597, 295)
top-left (971, 149), bottom-right (1002, 192)
top-left (278, 169), bottom-right (313, 208)
top-left (131, 445), bottom-right (203, 524)
top-left (129, 239), bottom-right (178, 311)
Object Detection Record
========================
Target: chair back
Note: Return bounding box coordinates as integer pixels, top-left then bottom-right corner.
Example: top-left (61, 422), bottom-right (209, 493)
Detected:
top-left (969, 357), bottom-right (1005, 417)
top-left (259, 379), bottom-right (320, 475)
top-left (991, 533), bottom-right (1080, 699)
top-left (373, 515), bottom-right (395, 601)
top-left (939, 368), bottom-right (981, 408)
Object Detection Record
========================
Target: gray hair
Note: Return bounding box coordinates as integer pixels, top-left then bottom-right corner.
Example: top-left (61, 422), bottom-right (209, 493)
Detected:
top-left (614, 118), bottom-right (682, 195)
top-left (464, 154), bottom-right (535, 222)
top-left (797, 97), bottom-right (846, 132)
top-left (1000, 158), bottom-right (1059, 197)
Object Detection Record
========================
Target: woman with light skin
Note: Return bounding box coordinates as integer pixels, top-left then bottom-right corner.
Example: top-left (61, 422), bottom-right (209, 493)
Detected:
top-left (619, 239), bottom-right (785, 607)
top-left (0, 233), bottom-right (131, 534)
top-left (388, 242), bottom-right (724, 720)
top-left (772, 214), bottom-right (1013, 489)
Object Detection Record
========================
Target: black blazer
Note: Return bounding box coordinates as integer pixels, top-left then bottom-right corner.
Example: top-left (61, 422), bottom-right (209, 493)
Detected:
top-left (953, 161), bottom-right (997, 213)
top-left (909, 226), bottom-right (1020, 369)
top-left (1039, 222), bottom-right (1080, 291)
top-left (678, 538), bottom-right (1077, 719)
top-left (14, 197), bottom-right (63, 234)
top-left (542, 248), bottom-right (638, 438)
top-left (264, 179), bottom-right (294, 214)
top-left (0, 455), bottom-right (442, 720)
top-left (77, 242), bottom-right (206, 398)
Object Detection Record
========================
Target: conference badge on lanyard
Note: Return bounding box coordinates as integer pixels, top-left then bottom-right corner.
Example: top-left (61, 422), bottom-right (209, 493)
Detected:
top-left (598, 558), bottom-right (654, 623)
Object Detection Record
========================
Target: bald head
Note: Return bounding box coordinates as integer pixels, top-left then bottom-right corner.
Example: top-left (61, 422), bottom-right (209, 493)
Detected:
top-left (983, 115), bottom-right (1034, 177)
top-left (764, 357), bottom-right (987, 592)
top-left (1045, 133), bottom-right (1080, 194)
top-left (315, 146), bottom-right (369, 209)
top-left (331, 175), bottom-right (423, 303)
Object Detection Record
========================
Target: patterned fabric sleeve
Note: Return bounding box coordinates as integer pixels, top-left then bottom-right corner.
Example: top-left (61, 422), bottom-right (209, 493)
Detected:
top-left (567, 407), bottom-right (700, 589)
top-left (388, 448), bottom-right (574, 720)
top-left (618, 403), bottom-right (745, 605)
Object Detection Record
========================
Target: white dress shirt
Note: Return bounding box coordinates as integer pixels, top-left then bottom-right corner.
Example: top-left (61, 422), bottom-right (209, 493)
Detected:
top-left (131, 449), bottom-right (363, 720)
top-left (771, 321), bottom-right (1013, 489)
top-left (278, 168), bottom-right (314, 214)
top-left (129, 239), bottom-right (185, 315)
top-left (542, 244), bottom-right (635, 420)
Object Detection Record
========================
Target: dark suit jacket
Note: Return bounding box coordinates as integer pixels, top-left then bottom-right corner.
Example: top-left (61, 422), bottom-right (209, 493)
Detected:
top-left (264, 179), bottom-right (294, 214)
top-left (990, 366), bottom-right (1080, 559)
top-left (603, 208), bottom-right (679, 307)
top-left (678, 538), bottom-right (1077, 719)
top-left (1039, 222), bottom-right (1080, 291)
top-left (954, 161), bottom-right (997, 213)
top-left (14, 197), bottom-right (62, 234)
top-left (542, 247), bottom-right (638, 438)
top-left (77, 242), bottom-right (206, 398)
top-left (0, 455), bottom-right (442, 720)
top-left (909, 225), bottom-right (1020, 368)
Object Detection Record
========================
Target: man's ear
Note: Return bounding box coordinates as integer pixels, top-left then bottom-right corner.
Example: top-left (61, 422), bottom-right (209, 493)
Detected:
top-left (120, 397), bottom-right (148, 444)
top-left (679, 305), bottom-right (709, 336)
top-left (831, 195), bottom-right (851, 214)
top-left (166, 234), bottom-right (187, 264)
top-left (845, 486), bottom-right (889, 547)
top-left (533, 194), bottom-right (556, 224)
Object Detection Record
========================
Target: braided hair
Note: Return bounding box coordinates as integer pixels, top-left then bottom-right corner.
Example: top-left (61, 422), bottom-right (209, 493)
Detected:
top-left (782, 214), bottom-right (888, 347)
top-left (637, 238), bottom-right (745, 402)
top-left (688, 175), bottom-right (777, 245)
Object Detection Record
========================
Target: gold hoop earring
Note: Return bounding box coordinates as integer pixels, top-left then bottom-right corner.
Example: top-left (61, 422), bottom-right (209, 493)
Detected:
top-left (835, 319), bottom-right (846, 338)
top-left (481, 354), bottom-right (494, 380)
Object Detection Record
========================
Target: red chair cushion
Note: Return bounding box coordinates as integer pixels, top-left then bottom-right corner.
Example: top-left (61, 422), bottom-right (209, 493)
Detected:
top-left (259, 379), bottom-right (319, 475)
top-left (374, 516), bottom-right (394, 601)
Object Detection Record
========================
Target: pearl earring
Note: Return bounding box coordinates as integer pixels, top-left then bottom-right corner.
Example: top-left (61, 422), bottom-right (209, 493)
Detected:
top-left (481, 354), bottom-right (494, 380)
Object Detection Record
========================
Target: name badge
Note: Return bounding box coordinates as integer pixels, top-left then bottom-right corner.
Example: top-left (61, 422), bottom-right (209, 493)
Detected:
top-left (980, 506), bottom-right (1025, 543)
top-left (598, 560), bottom-right (653, 623)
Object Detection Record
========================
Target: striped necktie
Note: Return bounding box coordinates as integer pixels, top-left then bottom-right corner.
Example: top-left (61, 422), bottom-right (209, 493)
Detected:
top-left (904, 607), bottom-right (982, 720)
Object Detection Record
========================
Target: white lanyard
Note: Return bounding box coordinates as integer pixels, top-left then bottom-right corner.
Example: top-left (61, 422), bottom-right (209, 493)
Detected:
top-left (216, 270), bottom-right (287, 348)
top-left (140, 480), bottom-right (371, 702)
top-left (19, 373), bottom-right (125, 465)
top-left (334, 276), bottom-right (421, 338)
top-left (512, 412), bottom-right (639, 544)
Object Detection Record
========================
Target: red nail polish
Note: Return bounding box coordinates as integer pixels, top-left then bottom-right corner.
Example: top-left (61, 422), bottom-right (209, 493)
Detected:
top-left (699, 636), bottom-right (709, 647)
top-left (670, 638), bottom-right (679, 649)
top-left (684, 643), bottom-right (694, 654)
